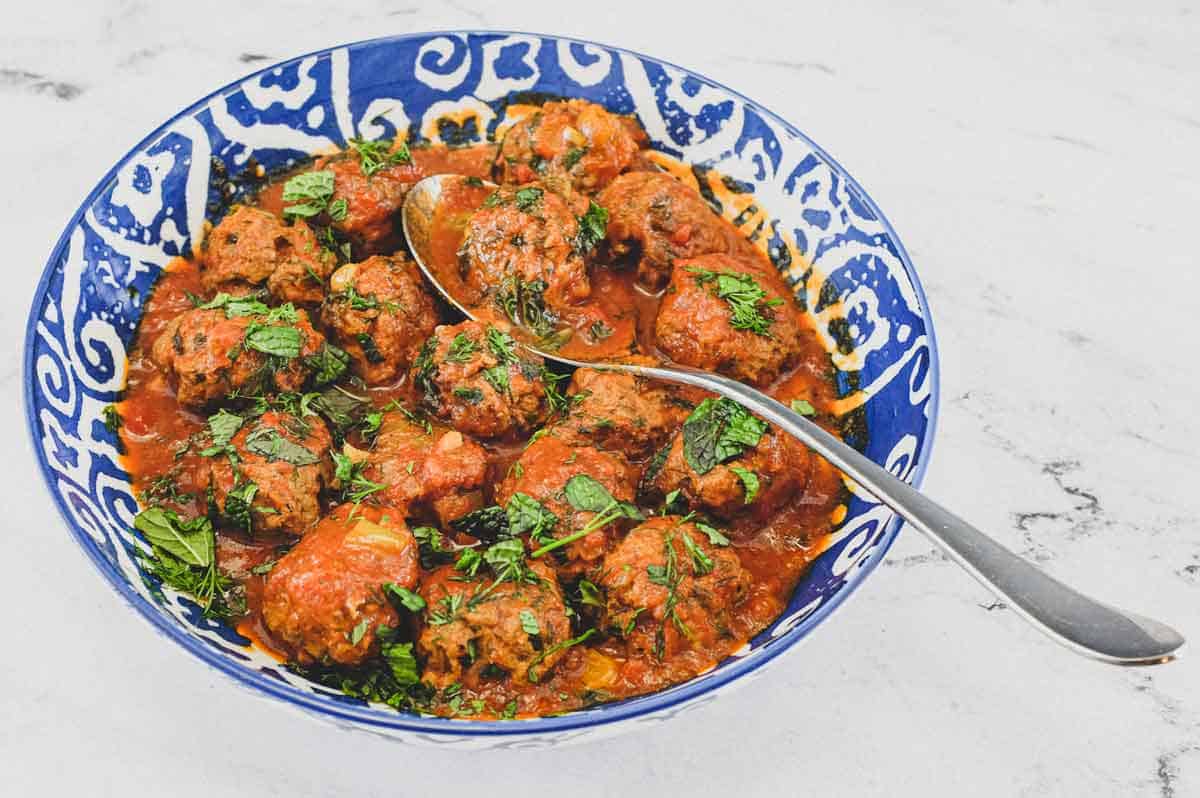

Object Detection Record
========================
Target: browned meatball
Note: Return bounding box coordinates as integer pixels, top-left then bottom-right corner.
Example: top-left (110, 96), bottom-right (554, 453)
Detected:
top-left (411, 321), bottom-right (553, 440)
top-left (649, 397), bottom-right (809, 524)
top-left (655, 253), bottom-right (805, 388)
top-left (321, 255), bottom-right (439, 385)
top-left (496, 100), bottom-right (646, 193)
top-left (552, 367), bottom-right (689, 460)
top-left (495, 433), bottom-right (639, 576)
top-left (364, 409), bottom-right (490, 525)
top-left (209, 410), bottom-right (333, 536)
top-left (261, 503), bottom-right (419, 666)
top-left (598, 171), bottom-right (759, 290)
top-left (199, 205), bottom-right (335, 304)
top-left (600, 516), bottom-right (751, 661)
top-left (150, 305), bottom-right (333, 408)
top-left (316, 143), bottom-right (497, 256)
top-left (417, 560), bottom-right (571, 689)
top-left (458, 183), bottom-right (591, 327)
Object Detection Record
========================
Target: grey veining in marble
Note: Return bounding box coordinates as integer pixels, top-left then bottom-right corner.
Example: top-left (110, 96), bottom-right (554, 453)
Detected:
top-left (4, 1), bottom-right (1198, 795)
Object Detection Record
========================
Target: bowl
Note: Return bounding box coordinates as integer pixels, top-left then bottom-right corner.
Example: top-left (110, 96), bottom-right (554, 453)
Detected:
top-left (23, 30), bottom-right (939, 747)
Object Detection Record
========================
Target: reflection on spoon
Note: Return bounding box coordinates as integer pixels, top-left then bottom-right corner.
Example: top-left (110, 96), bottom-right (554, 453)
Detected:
top-left (403, 174), bottom-right (1185, 666)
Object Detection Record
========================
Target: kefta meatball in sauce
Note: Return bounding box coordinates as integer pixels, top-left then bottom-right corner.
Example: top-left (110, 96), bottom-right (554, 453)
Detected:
top-left (114, 99), bottom-right (854, 720)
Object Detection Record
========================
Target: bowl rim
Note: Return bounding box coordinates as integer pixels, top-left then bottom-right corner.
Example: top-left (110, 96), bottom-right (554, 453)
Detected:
top-left (23, 29), bottom-right (941, 737)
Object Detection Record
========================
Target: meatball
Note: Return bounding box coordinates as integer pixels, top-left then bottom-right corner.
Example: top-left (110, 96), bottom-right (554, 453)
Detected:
top-left (496, 433), bottom-right (639, 575)
top-left (411, 321), bottom-right (553, 439)
top-left (321, 255), bottom-right (439, 385)
top-left (417, 560), bottom-right (572, 689)
top-left (198, 205), bottom-right (335, 304)
top-left (261, 503), bottom-right (419, 666)
top-left (649, 398), bottom-right (809, 524)
top-left (597, 171), bottom-right (758, 290)
top-left (552, 367), bottom-right (689, 460)
top-left (600, 516), bottom-right (751, 661)
top-left (655, 253), bottom-right (805, 387)
top-left (364, 409), bottom-right (490, 525)
top-left (496, 100), bottom-right (646, 192)
top-left (209, 411), bottom-right (333, 536)
top-left (458, 183), bottom-right (591, 326)
top-left (150, 305), bottom-right (332, 408)
top-left (316, 143), bottom-right (497, 256)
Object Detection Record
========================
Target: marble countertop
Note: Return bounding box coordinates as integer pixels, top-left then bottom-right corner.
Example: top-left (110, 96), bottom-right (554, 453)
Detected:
top-left (4, 1), bottom-right (1198, 795)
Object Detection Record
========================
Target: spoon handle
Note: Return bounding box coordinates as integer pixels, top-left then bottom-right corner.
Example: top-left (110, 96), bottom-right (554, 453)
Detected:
top-left (619, 362), bottom-right (1184, 665)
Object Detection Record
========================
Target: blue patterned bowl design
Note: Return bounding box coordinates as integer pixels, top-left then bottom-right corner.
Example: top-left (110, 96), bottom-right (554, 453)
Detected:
top-left (23, 31), bottom-right (939, 746)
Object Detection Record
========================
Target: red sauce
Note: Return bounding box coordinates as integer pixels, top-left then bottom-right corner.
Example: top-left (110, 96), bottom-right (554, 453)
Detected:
top-left (117, 138), bottom-right (849, 719)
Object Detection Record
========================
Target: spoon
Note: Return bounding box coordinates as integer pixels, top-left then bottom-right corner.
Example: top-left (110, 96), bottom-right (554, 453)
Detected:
top-left (402, 174), bottom-right (1185, 666)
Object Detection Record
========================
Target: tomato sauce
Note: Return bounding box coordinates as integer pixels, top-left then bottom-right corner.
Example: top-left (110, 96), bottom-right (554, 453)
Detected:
top-left (116, 135), bottom-right (852, 719)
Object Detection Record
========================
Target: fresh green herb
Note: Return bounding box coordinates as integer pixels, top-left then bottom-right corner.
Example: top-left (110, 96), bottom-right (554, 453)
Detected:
top-left (730, 466), bottom-right (760, 503)
top-left (506, 493), bottom-right (558, 544)
top-left (648, 532), bottom-right (691, 658)
top-left (331, 452), bottom-right (386, 502)
top-left (355, 333), bottom-right (385, 364)
top-left (514, 186), bottom-right (543, 212)
top-left (790, 398), bottom-right (817, 416)
top-left (501, 699), bottom-right (519, 719)
top-left (587, 320), bottom-right (613, 342)
top-left (281, 170), bottom-right (337, 219)
top-left (222, 481), bottom-right (258, 533)
top-left (452, 386), bottom-right (484, 404)
top-left (429, 592), bottom-right (465, 625)
top-left (695, 521), bottom-right (730, 547)
top-left (348, 617), bottom-right (371, 645)
top-left (562, 146), bottom-right (588, 170)
top-left (450, 505), bottom-right (510, 541)
top-left (532, 475), bottom-right (643, 558)
top-left (250, 559), bottom-right (278, 576)
top-left (482, 365), bottom-right (509, 395)
top-left (348, 137), bottom-right (412, 177)
top-left (245, 324), bottom-right (303, 358)
top-left (303, 343), bottom-right (350, 386)
top-left (527, 629), bottom-right (596, 682)
top-left (464, 176), bottom-right (484, 187)
top-left (679, 530), bottom-right (714, 575)
top-left (578, 579), bottom-right (604, 608)
top-left (495, 277), bottom-right (558, 340)
top-left (102, 404), bottom-right (122, 433)
top-left (445, 332), bottom-right (480, 364)
top-left (574, 201), bottom-right (609, 254)
top-left (328, 197), bottom-right (349, 222)
top-left (519, 609), bottom-right (540, 636)
top-left (482, 191), bottom-right (503, 208)
top-left (133, 508), bottom-right (241, 619)
top-left (661, 489), bottom-right (685, 515)
top-left (383, 582), bottom-right (426, 612)
top-left (485, 326), bottom-right (519, 364)
top-left (243, 426), bottom-right (319, 466)
top-left (308, 385), bottom-right (369, 439)
top-left (685, 266), bottom-right (783, 337)
top-left (411, 336), bottom-right (440, 406)
top-left (681, 398), bottom-right (768, 475)
top-left (204, 409), bottom-right (244, 450)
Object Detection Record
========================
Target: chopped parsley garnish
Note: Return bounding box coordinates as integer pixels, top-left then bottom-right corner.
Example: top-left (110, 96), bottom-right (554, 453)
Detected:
top-left (383, 582), bottom-right (426, 612)
top-left (730, 466), bottom-right (760, 504)
top-left (452, 386), bottom-right (483, 404)
top-left (513, 186), bottom-right (543, 212)
top-left (348, 137), bottom-right (412, 177)
top-left (574, 201), bottom-right (608, 254)
top-left (790, 398), bottom-right (817, 416)
top-left (679, 530), bottom-right (714, 575)
top-left (562, 146), bottom-right (588, 170)
top-left (328, 197), bottom-right (349, 222)
top-left (445, 332), bottom-right (480, 363)
top-left (222, 481), bottom-right (259, 532)
top-left (578, 579), bottom-right (604, 608)
top-left (348, 617), bottom-right (370, 645)
top-left (331, 452), bottom-right (386, 502)
top-left (519, 609), bottom-right (540, 636)
top-left (482, 365), bottom-right (509, 395)
top-left (495, 277), bottom-right (559, 340)
top-left (527, 629), bottom-right (596, 683)
top-left (696, 521), bottom-right (730, 547)
top-left (531, 474), bottom-right (643, 558)
top-left (102, 404), bottom-right (122, 433)
top-left (485, 326), bottom-right (519, 363)
top-left (133, 508), bottom-right (242, 619)
top-left (685, 265), bottom-right (783, 337)
top-left (587, 320), bottom-right (613, 342)
top-left (281, 170), bottom-right (337, 219)
top-left (681, 397), bottom-right (768, 475)
top-left (243, 426), bottom-right (319, 466)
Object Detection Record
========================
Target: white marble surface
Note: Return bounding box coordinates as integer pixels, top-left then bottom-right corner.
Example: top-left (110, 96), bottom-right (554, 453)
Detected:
top-left (4, 1), bottom-right (1199, 795)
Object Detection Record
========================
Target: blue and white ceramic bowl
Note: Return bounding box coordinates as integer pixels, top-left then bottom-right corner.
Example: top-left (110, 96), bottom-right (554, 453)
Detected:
top-left (23, 31), bottom-right (939, 747)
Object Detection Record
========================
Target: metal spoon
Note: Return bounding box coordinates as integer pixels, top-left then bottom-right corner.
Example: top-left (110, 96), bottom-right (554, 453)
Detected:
top-left (402, 174), bottom-right (1184, 666)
